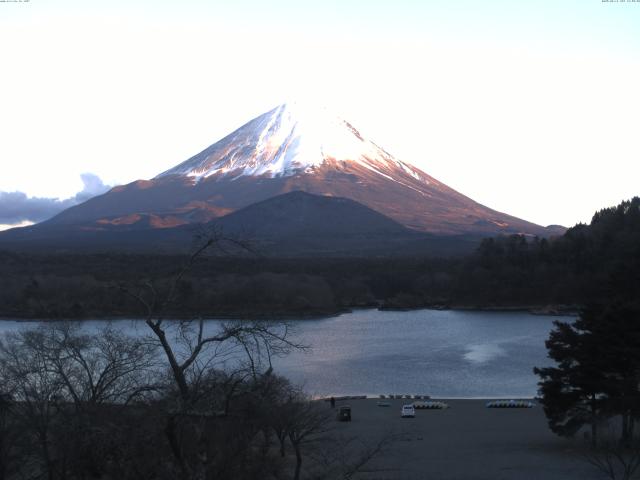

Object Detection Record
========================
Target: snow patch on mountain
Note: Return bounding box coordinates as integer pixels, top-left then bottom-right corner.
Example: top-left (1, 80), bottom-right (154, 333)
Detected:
top-left (156, 102), bottom-right (426, 185)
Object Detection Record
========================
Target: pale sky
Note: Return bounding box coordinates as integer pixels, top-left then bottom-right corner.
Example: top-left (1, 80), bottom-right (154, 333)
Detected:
top-left (1, 0), bottom-right (639, 229)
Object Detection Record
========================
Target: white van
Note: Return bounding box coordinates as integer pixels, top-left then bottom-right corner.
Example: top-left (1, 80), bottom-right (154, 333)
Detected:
top-left (401, 404), bottom-right (415, 418)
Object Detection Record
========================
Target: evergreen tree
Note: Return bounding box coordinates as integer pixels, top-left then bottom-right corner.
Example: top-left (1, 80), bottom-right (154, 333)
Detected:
top-left (535, 303), bottom-right (640, 446)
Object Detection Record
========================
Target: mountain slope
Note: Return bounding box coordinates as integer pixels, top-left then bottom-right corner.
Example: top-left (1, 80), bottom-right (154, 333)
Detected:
top-left (216, 190), bottom-right (410, 237)
top-left (212, 190), bottom-right (446, 256)
top-left (0, 191), bottom-right (480, 256)
top-left (40, 103), bottom-right (562, 237)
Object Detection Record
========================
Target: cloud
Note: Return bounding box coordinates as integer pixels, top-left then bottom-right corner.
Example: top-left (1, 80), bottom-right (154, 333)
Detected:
top-left (0, 173), bottom-right (111, 227)
top-left (0, 220), bottom-right (34, 232)
top-left (73, 173), bottom-right (111, 203)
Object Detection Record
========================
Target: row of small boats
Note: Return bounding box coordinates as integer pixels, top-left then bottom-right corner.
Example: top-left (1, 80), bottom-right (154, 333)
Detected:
top-left (413, 401), bottom-right (449, 409)
top-left (376, 399), bottom-right (536, 409)
top-left (334, 395), bottom-right (536, 410)
top-left (379, 394), bottom-right (431, 400)
top-left (486, 400), bottom-right (535, 408)
top-left (376, 400), bottom-right (449, 409)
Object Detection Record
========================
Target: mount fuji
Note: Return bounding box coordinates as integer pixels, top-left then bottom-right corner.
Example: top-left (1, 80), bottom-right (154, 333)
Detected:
top-left (0, 103), bottom-right (563, 254)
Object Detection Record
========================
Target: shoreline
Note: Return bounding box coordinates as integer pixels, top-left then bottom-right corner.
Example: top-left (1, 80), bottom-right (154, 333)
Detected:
top-left (315, 394), bottom-right (539, 401)
top-left (0, 309), bottom-right (349, 322)
top-left (0, 305), bottom-right (578, 322)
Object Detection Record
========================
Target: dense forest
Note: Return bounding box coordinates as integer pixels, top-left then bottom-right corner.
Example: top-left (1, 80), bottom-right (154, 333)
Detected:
top-left (0, 197), bottom-right (638, 319)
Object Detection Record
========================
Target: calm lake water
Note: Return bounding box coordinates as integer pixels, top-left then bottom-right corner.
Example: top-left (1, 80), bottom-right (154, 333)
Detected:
top-left (0, 309), bottom-right (571, 398)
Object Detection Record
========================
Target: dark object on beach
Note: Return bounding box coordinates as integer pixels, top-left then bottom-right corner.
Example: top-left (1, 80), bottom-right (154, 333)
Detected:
top-left (337, 405), bottom-right (351, 421)
top-left (330, 396), bottom-right (335, 408)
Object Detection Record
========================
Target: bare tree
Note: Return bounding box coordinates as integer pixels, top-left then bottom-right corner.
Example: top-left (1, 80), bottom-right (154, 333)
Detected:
top-left (285, 394), bottom-right (333, 480)
top-left (0, 323), bottom-right (160, 480)
top-left (30, 323), bottom-right (159, 408)
top-left (309, 432), bottom-right (397, 480)
top-left (0, 393), bottom-right (22, 480)
top-left (120, 233), bottom-right (304, 407)
top-left (0, 330), bottom-right (67, 479)
top-left (274, 394), bottom-right (396, 480)
top-left (117, 233), bottom-right (307, 480)
top-left (582, 423), bottom-right (640, 480)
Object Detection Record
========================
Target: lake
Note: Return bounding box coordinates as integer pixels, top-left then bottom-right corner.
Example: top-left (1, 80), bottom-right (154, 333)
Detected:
top-left (0, 309), bottom-right (570, 398)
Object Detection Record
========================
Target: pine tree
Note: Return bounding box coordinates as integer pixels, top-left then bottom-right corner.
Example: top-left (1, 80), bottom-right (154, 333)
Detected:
top-left (535, 303), bottom-right (640, 446)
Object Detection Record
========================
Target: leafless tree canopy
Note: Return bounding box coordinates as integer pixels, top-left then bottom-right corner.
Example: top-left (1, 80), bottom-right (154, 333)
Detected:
top-left (0, 237), bottom-right (391, 480)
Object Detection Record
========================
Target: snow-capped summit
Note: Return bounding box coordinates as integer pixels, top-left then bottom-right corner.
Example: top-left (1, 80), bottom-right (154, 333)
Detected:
top-left (157, 102), bottom-right (425, 184)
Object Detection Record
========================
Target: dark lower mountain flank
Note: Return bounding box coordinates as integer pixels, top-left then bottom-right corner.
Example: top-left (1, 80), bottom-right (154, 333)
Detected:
top-left (0, 191), bottom-right (482, 257)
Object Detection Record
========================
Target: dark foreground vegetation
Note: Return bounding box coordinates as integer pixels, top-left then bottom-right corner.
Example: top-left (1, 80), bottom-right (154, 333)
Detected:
top-left (532, 199), bottom-right (640, 479)
top-left (1, 197), bottom-right (638, 319)
top-left (0, 319), bottom-right (388, 480)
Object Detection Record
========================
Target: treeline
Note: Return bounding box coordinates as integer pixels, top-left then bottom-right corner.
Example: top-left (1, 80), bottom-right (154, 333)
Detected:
top-left (472, 196), bottom-right (640, 307)
top-left (1, 197), bottom-right (638, 319)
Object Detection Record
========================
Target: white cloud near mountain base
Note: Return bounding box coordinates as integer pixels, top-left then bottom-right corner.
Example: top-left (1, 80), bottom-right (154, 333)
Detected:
top-left (0, 174), bottom-right (110, 231)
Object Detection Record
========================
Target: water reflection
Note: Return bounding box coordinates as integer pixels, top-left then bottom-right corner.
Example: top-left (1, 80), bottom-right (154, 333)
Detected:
top-left (463, 343), bottom-right (506, 364)
top-left (0, 309), bottom-right (571, 398)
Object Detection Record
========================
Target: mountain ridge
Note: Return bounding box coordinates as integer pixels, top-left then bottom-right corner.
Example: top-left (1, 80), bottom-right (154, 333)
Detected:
top-left (2, 103), bottom-right (565, 248)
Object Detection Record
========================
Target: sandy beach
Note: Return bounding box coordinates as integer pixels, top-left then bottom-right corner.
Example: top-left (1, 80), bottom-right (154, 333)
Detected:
top-left (325, 398), bottom-right (599, 480)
